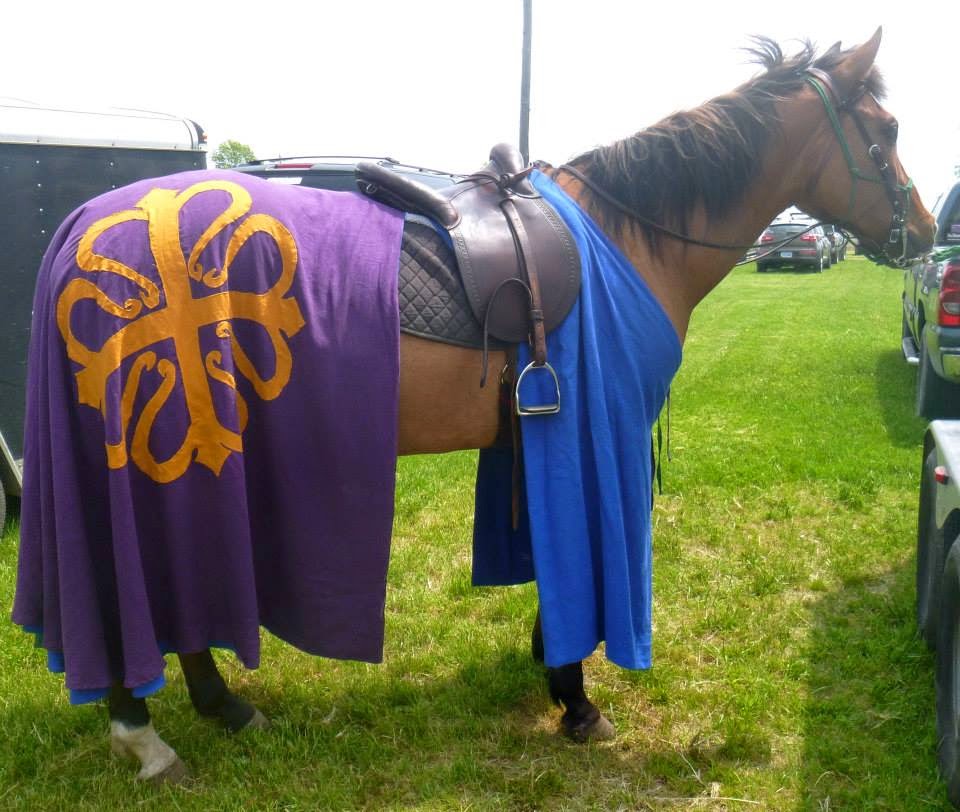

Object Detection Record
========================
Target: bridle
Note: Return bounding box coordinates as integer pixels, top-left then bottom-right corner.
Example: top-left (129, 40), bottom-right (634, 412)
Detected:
top-left (555, 67), bottom-right (917, 267)
top-left (804, 67), bottom-right (914, 267)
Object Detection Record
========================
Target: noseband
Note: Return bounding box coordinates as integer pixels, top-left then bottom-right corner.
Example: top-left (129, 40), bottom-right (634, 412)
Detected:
top-left (804, 67), bottom-right (915, 267)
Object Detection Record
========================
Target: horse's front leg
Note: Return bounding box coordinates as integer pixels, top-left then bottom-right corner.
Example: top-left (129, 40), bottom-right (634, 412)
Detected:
top-left (531, 610), bottom-right (615, 742)
top-left (178, 650), bottom-right (269, 732)
top-left (108, 686), bottom-right (188, 783)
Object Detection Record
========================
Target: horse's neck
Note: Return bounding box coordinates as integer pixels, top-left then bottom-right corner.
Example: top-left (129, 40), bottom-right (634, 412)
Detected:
top-left (556, 95), bottom-right (824, 343)
top-left (573, 202), bottom-right (786, 344)
top-left (640, 188), bottom-right (797, 340)
top-left (582, 147), bottom-right (814, 342)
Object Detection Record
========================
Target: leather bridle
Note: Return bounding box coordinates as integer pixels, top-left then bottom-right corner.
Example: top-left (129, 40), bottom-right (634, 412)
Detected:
top-left (555, 68), bottom-right (918, 267)
top-left (804, 67), bottom-right (915, 267)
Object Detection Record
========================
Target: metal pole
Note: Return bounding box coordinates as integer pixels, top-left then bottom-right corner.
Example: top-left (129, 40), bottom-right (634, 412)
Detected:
top-left (519, 0), bottom-right (532, 164)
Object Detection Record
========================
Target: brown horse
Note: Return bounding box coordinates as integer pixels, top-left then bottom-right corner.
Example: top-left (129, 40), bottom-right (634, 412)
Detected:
top-left (19, 28), bottom-right (936, 782)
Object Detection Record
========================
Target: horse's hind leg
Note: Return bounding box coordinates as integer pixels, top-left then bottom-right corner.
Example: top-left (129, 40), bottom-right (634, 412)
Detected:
top-left (531, 609), bottom-right (615, 742)
top-left (178, 650), bottom-right (269, 732)
top-left (108, 686), bottom-right (188, 783)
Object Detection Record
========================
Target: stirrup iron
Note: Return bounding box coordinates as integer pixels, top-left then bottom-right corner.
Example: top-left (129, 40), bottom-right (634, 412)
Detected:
top-left (515, 361), bottom-right (561, 416)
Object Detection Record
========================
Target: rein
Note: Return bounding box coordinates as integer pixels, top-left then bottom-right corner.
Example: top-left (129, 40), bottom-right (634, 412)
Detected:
top-left (555, 69), bottom-right (916, 267)
top-left (553, 163), bottom-right (762, 253)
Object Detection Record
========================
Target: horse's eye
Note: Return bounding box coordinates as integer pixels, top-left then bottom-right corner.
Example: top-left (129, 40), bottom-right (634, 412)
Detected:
top-left (887, 120), bottom-right (899, 142)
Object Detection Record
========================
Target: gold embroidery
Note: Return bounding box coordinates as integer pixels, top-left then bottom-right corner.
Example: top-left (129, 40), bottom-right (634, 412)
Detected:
top-left (57, 180), bottom-right (305, 483)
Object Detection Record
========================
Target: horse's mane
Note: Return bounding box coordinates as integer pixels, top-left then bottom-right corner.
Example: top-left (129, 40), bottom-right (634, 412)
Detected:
top-left (567, 38), bottom-right (886, 252)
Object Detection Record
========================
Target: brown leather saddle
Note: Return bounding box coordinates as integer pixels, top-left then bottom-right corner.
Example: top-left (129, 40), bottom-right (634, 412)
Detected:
top-left (356, 143), bottom-right (581, 415)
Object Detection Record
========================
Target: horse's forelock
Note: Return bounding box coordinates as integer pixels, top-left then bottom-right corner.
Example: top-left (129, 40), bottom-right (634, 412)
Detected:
top-left (743, 37), bottom-right (886, 101)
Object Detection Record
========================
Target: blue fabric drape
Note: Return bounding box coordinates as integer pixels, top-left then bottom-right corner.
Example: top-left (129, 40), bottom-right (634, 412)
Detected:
top-left (473, 170), bottom-right (681, 669)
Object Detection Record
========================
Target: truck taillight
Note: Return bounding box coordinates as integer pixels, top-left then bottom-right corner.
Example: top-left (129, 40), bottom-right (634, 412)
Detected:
top-left (800, 234), bottom-right (817, 242)
top-left (939, 260), bottom-right (960, 327)
top-left (760, 231), bottom-right (774, 243)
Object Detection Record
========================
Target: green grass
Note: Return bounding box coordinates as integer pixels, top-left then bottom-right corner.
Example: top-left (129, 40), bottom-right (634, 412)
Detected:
top-left (0, 256), bottom-right (950, 809)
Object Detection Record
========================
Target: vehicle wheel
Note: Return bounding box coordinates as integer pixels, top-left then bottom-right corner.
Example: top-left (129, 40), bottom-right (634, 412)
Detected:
top-left (937, 543), bottom-right (960, 805)
top-left (917, 339), bottom-right (960, 419)
top-left (918, 449), bottom-right (947, 649)
top-left (825, 251), bottom-right (832, 269)
top-left (757, 263), bottom-right (768, 273)
top-left (816, 253), bottom-right (824, 273)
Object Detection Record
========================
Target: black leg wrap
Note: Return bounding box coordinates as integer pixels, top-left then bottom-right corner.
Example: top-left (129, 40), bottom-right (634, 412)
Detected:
top-left (531, 610), bottom-right (545, 664)
top-left (547, 661), bottom-right (587, 708)
top-left (547, 662), bottom-right (606, 742)
top-left (179, 651), bottom-right (256, 733)
top-left (108, 685), bottom-right (150, 728)
top-left (535, 608), bottom-right (613, 742)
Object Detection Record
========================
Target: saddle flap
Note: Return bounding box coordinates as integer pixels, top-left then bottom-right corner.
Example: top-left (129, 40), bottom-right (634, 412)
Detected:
top-left (453, 191), bottom-right (580, 344)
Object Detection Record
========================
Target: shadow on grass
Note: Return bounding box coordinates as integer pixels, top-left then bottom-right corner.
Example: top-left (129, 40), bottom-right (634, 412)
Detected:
top-left (799, 558), bottom-right (947, 809)
top-left (755, 266), bottom-right (828, 275)
top-left (0, 642), bottom-right (769, 809)
top-left (874, 349), bottom-right (927, 448)
top-left (1, 495), bottom-right (19, 535)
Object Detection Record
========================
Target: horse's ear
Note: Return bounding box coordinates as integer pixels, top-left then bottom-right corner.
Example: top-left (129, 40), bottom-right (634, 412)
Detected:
top-left (823, 40), bottom-right (842, 58)
top-left (832, 27), bottom-right (882, 96)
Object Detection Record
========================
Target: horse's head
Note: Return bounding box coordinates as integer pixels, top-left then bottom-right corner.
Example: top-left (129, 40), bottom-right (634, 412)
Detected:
top-left (791, 28), bottom-right (935, 266)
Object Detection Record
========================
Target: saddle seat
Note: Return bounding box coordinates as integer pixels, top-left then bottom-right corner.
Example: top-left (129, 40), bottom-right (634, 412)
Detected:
top-left (356, 144), bottom-right (581, 396)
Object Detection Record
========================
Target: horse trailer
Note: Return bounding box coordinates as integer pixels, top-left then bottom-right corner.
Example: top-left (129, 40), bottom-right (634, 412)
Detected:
top-left (0, 101), bottom-right (207, 527)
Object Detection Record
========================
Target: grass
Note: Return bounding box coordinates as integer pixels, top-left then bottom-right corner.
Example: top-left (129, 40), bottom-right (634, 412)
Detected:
top-left (0, 255), bottom-right (949, 809)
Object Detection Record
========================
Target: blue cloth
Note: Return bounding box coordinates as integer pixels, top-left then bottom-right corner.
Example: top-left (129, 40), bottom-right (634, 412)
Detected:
top-left (473, 170), bottom-right (682, 669)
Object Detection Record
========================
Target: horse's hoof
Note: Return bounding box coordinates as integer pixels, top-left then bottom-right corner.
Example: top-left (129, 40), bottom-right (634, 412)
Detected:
top-left (110, 721), bottom-right (188, 783)
top-left (564, 710), bottom-right (615, 743)
top-left (244, 708), bottom-right (270, 731)
top-left (144, 756), bottom-right (190, 785)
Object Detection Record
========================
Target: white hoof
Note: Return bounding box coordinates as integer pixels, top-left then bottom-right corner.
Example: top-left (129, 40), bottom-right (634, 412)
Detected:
top-left (110, 721), bottom-right (188, 783)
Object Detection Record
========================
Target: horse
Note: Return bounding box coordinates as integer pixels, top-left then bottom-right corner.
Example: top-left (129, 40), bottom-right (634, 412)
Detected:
top-left (11, 27), bottom-right (935, 783)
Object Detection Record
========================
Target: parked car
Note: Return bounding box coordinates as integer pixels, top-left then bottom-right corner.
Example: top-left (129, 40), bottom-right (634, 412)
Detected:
top-left (756, 219), bottom-right (832, 272)
top-left (821, 223), bottom-right (848, 264)
top-left (902, 180), bottom-right (960, 418)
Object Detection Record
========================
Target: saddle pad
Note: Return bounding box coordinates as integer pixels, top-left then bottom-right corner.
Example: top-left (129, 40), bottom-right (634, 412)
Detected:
top-left (398, 220), bottom-right (506, 350)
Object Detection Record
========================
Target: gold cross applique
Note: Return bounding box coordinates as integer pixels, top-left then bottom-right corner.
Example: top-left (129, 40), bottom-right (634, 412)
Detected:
top-left (56, 180), bottom-right (306, 483)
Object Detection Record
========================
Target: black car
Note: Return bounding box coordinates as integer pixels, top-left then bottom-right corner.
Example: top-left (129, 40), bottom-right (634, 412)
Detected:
top-left (231, 156), bottom-right (457, 191)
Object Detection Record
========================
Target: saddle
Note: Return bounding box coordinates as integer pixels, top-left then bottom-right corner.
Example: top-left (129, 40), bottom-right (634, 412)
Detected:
top-left (356, 144), bottom-right (581, 414)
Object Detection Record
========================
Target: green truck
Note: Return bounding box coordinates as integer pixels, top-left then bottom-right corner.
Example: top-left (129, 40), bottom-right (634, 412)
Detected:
top-left (901, 180), bottom-right (960, 418)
